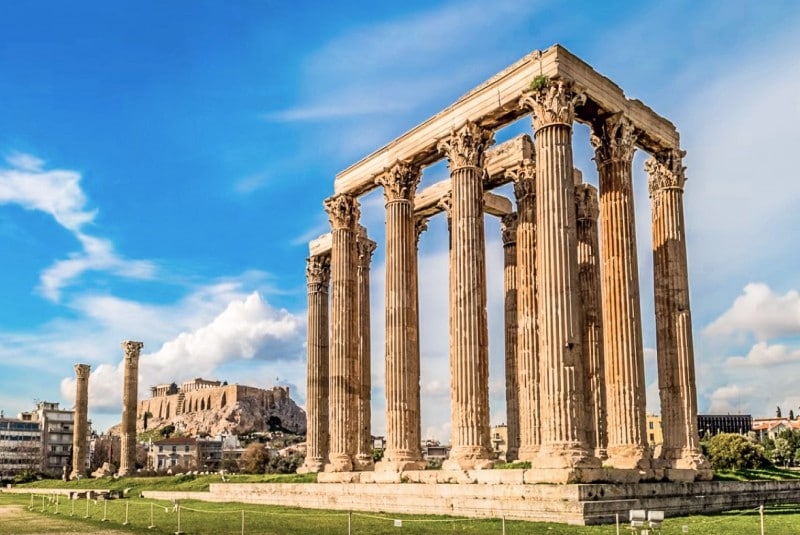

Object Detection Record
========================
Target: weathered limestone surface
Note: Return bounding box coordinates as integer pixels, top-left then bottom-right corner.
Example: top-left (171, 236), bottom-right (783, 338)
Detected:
top-left (438, 122), bottom-right (494, 470)
top-left (575, 183), bottom-right (607, 460)
top-left (323, 194), bottom-right (360, 472)
top-left (522, 80), bottom-right (597, 471)
top-left (501, 212), bottom-right (519, 461)
top-left (508, 161), bottom-right (540, 461)
top-left (375, 162), bottom-right (424, 471)
top-left (299, 255), bottom-right (331, 474)
top-left (646, 151), bottom-right (711, 479)
top-left (592, 114), bottom-right (650, 470)
top-left (70, 363), bottom-right (91, 480)
top-left (119, 341), bottom-right (142, 477)
top-left (355, 230), bottom-right (376, 470)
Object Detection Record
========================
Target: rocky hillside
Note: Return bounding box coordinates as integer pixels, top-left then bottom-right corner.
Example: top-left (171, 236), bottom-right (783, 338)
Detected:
top-left (112, 394), bottom-right (306, 438)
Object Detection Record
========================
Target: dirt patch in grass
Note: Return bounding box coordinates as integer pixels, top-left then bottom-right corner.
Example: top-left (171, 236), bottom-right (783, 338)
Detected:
top-left (0, 502), bottom-right (129, 534)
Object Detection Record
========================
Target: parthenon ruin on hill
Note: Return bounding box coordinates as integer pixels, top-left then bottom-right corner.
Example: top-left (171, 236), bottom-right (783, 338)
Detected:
top-left (299, 44), bottom-right (712, 483)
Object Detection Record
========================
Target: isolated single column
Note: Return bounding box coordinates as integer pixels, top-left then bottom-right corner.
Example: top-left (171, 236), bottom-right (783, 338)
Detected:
top-left (119, 340), bottom-right (143, 476)
top-left (70, 363), bottom-right (91, 479)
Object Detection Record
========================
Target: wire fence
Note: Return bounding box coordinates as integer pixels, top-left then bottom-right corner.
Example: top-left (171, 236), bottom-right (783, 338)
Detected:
top-left (13, 492), bottom-right (800, 534)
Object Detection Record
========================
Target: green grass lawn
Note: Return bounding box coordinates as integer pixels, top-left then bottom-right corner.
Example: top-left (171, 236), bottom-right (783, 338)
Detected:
top-left (713, 466), bottom-right (800, 481)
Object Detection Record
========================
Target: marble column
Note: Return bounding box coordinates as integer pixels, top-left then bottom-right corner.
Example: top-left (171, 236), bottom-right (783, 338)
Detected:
top-left (375, 162), bottom-right (424, 471)
top-left (298, 254), bottom-right (331, 474)
top-left (575, 183), bottom-right (607, 460)
top-left (323, 193), bottom-right (360, 472)
top-left (509, 161), bottom-right (540, 461)
top-left (70, 363), bottom-right (91, 479)
top-left (646, 150), bottom-right (711, 477)
top-left (438, 122), bottom-right (495, 470)
top-left (591, 113), bottom-right (650, 469)
top-left (501, 212), bottom-right (520, 461)
top-left (521, 80), bottom-right (596, 469)
top-left (355, 230), bottom-right (377, 470)
top-left (119, 340), bottom-right (143, 476)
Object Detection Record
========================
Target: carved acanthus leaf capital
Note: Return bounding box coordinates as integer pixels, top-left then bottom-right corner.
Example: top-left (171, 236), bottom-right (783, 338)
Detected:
top-left (436, 193), bottom-right (452, 218)
top-left (306, 255), bottom-right (331, 288)
top-left (121, 341), bottom-right (143, 363)
top-left (414, 217), bottom-right (429, 243)
top-left (575, 184), bottom-right (599, 221)
top-left (520, 78), bottom-right (586, 131)
top-left (507, 159), bottom-right (536, 202)
top-left (590, 113), bottom-right (638, 165)
top-left (645, 149), bottom-right (686, 196)
top-left (376, 160), bottom-right (421, 203)
top-left (74, 363), bottom-right (91, 380)
top-left (356, 235), bottom-right (377, 267)
top-left (324, 194), bottom-right (360, 230)
top-left (501, 212), bottom-right (519, 245)
top-left (437, 121), bottom-right (494, 169)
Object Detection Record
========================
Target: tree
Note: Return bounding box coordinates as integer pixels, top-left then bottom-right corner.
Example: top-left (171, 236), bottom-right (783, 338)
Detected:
top-left (791, 410), bottom-right (796, 421)
top-left (240, 442), bottom-right (269, 474)
top-left (706, 433), bottom-right (769, 470)
top-left (777, 406), bottom-right (782, 418)
top-left (772, 437), bottom-right (793, 468)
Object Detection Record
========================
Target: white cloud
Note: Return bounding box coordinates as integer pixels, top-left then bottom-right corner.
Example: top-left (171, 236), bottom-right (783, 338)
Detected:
top-left (707, 385), bottom-right (755, 414)
top-left (727, 342), bottom-right (800, 368)
top-left (0, 153), bottom-right (157, 301)
top-left (704, 283), bottom-right (800, 342)
top-left (60, 291), bottom-right (306, 422)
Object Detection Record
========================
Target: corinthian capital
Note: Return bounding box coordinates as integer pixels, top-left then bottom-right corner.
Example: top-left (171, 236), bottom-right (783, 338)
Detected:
top-left (306, 255), bottom-right (331, 289)
top-left (324, 194), bottom-right (360, 230)
top-left (436, 193), bottom-right (452, 218)
top-left (501, 213), bottom-right (519, 245)
top-left (590, 113), bottom-right (637, 165)
top-left (575, 184), bottom-right (599, 221)
top-left (74, 363), bottom-right (91, 379)
top-left (376, 160), bottom-right (422, 203)
top-left (414, 217), bottom-right (429, 244)
top-left (520, 78), bottom-right (585, 131)
top-left (121, 341), bottom-right (143, 363)
top-left (438, 121), bottom-right (494, 169)
top-left (356, 235), bottom-right (377, 267)
top-left (645, 149), bottom-right (687, 196)
top-left (507, 159), bottom-right (536, 202)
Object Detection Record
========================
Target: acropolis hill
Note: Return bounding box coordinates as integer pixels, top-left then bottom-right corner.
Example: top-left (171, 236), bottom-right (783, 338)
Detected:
top-left (136, 378), bottom-right (306, 437)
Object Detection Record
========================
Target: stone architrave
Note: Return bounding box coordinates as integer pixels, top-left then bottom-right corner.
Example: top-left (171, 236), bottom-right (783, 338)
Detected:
top-left (501, 212), bottom-right (520, 461)
top-left (375, 161), bottom-right (424, 471)
top-left (355, 230), bottom-right (377, 470)
top-left (520, 80), bottom-right (597, 470)
top-left (323, 193), bottom-right (360, 472)
top-left (575, 183), bottom-right (607, 460)
top-left (119, 341), bottom-right (143, 476)
top-left (298, 255), bottom-right (331, 474)
top-left (508, 161), bottom-right (540, 461)
top-left (646, 150), bottom-right (711, 478)
top-left (438, 122), bottom-right (495, 470)
top-left (590, 113), bottom-right (651, 470)
top-left (70, 363), bottom-right (91, 479)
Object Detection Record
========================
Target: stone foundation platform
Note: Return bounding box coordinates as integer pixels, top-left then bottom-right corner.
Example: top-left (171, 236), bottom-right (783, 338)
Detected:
top-left (140, 478), bottom-right (800, 525)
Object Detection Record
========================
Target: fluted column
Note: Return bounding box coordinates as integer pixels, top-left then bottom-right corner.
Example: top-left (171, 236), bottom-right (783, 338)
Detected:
top-left (521, 79), bottom-right (596, 469)
top-left (509, 161), bottom-right (541, 461)
top-left (355, 230), bottom-right (377, 470)
top-left (575, 183), bottom-right (607, 460)
top-left (323, 194), bottom-right (360, 472)
top-left (119, 340), bottom-right (143, 476)
top-left (646, 150), bottom-right (710, 477)
top-left (375, 162), bottom-right (424, 471)
top-left (501, 212), bottom-right (520, 461)
top-left (591, 113), bottom-right (650, 469)
top-left (298, 255), bottom-right (331, 474)
top-left (70, 363), bottom-right (91, 479)
top-left (438, 122), bottom-right (495, 470)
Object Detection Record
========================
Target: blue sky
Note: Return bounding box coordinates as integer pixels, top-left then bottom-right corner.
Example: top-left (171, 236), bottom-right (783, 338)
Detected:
top-left (2, 1), bottom-right (800, 438)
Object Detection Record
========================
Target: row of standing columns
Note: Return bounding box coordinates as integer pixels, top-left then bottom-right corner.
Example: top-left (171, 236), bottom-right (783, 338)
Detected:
top-left (301, 78), bottom-right (709, 479)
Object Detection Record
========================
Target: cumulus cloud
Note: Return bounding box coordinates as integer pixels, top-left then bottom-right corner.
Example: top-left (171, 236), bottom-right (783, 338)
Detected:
top-left (60, 291), bottom-right (305, 418)
top-left (704, 283), bottom-right (800, 342)
top-left (726, 342), bottom-right (800, 368)
top-left (0, 153), bottom-right (156, 301)
top-left (707, 385), bottom-right (755, 414)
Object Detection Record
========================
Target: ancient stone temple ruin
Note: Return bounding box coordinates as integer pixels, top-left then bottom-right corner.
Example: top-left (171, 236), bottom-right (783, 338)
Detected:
top-left (300, 44), bottom-right (711, 484)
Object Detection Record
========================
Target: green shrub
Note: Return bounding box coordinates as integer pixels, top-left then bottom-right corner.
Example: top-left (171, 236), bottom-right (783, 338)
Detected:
top-left (706, 433), bottom-right (770, 470)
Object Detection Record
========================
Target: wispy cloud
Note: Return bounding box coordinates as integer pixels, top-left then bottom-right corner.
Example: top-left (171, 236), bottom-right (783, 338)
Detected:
top-left (0, 153), bottom-right (156, 301)
top-left (727, 342), bottom-right (800, 368)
